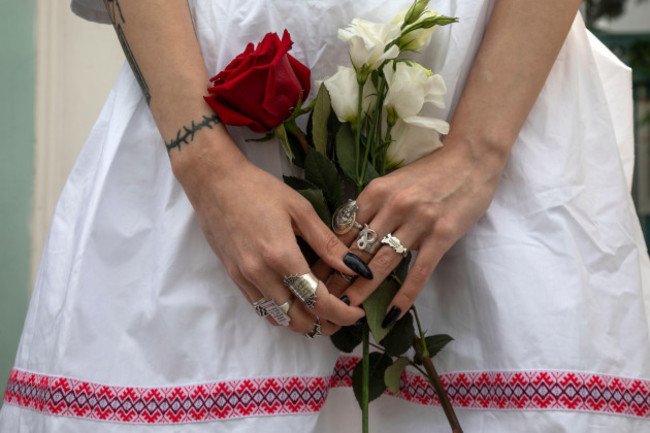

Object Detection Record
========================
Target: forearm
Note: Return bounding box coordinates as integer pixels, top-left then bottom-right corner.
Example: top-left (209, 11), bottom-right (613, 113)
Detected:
top-left (447, 0), bottom-right (582, 169)
top-left (103, 0), bottom-right (246, 181)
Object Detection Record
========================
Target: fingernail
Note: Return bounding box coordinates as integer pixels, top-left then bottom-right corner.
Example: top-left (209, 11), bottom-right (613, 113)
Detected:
top-left (340, 295), bottom-right (350, 306)
top-left (381, 306), bottom-right (401, 328)
top-left (343, 253), bottom-right (373, 280)
top-left (354, 316), bottom-right (367, 326)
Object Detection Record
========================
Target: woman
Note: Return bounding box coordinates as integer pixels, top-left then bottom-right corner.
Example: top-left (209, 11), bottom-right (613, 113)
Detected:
top-left (2, 0), bottom-right (649, 431)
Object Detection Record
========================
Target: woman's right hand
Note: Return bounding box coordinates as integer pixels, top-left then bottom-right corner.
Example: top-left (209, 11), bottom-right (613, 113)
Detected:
top-left (172, 126), bottom-right (368, 336)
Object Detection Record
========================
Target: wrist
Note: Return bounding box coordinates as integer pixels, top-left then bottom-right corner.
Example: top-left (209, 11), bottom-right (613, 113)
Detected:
top-left (443, 131), bottom-right (511, 185)
top-left (169, 123), bottom-right (247, 189)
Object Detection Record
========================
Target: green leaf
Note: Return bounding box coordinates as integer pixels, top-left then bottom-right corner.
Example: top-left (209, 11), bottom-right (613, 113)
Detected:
top-left (311, 83), bottom-right (331, 155)
top-left (274, 123), bottom-right (293, 162)
top-left (330, 325), bottom-right (363, 353)
top-left (414, 334), bottom-right (454, 364)
top-left (363, 279), bottom-right (399, 343)
top-left (335, 123), bottom-right (357, 182)
top-left (425, 334), bottom-right (454, 357)
top-left (283, 175), bottom-right (317, 191)
top-left (352, 352), bottom-right (393, 407)
top-left (304, 148), bottom-right (343, 210)
top-left (297, 188), bottom-right (331, 226)
top-left (380, 311), bottom-right (414, 357)
top-left (384, 357), bottom-right (410, 394)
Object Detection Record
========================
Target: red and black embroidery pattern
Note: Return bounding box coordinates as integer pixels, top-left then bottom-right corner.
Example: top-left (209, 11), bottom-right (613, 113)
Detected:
top-left (332, 357), bottom-right (650, 418)
top-left (5, 356), bottom-right (650, 423)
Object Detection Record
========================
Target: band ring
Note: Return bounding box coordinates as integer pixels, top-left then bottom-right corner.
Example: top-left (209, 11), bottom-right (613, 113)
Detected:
top-left (332, 200), bottom-right (363, 235)
top-left (283, 273), bottom-right (319, 308)
top-left (305, 317), bottom-right (322, 338)
top-left (254, 298), bottom-right (292, 326)
top-left (338, 271), bottom-right (355, 282)
top-left (356, 224), bottom-right (380, 254)
top-left (381, 233), bottom-right (408, 257)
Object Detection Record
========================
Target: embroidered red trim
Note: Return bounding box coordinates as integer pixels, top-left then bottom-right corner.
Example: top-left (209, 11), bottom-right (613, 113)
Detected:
top-left (4, 356), bottom-right (650, 423)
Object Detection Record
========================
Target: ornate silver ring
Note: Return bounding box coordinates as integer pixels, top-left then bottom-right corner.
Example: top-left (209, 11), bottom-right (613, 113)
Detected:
top-left (283, 273), bottom-right (319, 308)
top-left (356, 224), bottom-right (380, 254)
top-left (305, 317), bottom-right (322, 338)
top-left (253, 298), bottom-right (270, 317)
top-left (381, 233), bottom-right (408, 257)
top-left (332, 200), bottom-right (363, 235)
top-left (255, 298), bottom-right (292, 327)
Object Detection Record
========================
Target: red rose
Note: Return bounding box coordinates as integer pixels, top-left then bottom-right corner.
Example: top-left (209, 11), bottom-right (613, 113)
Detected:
top-left (204, 30), bottom-right (311, 133)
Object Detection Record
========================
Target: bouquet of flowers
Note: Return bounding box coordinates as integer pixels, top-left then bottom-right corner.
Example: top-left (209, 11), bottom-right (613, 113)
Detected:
top-left (205, 1), bottom-right (460, 431)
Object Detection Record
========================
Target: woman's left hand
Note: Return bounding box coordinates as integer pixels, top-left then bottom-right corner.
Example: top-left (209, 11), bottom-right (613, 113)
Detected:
top-left (316, 136), bottom-right (508, 327)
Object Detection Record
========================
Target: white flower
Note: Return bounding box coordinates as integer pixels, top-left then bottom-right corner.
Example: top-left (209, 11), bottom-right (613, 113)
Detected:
top-left (387, 120), bottom-right (444, 167)
top-left (383, 62), bottom-right (449, 167)
top-left (392, 7), bottom-right (440, 51)
top-left (383, 62), bottom-right (447, 123)
top-left (338, 18), bottom-right (401, 72)
top-left (323, 66), bottom-right (376, 123)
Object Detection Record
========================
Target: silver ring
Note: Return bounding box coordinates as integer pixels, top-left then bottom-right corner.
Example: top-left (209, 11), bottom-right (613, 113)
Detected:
top-left (356, 224), bottom-right (380, 254)
top-left (305, 317), bottom-right (322, 338)
top-left (256, 298), bottom-right (292, 326)
top-left (332, 200), bottom-right (363, 235)
top-left (283, 273), bottom-right (319, 308)
top-left (253, 298), bottom-right (270, 317)
top-left (381, 233), bottom-right (408, 257)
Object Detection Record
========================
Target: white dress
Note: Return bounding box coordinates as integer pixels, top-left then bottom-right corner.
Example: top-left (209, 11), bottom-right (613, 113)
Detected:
top-left (2, 0), bottom-right (650, 431)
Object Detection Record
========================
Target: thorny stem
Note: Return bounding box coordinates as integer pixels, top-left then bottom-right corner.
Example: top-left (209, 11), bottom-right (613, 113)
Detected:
top-left (411, 308), bottom-right (463, 433)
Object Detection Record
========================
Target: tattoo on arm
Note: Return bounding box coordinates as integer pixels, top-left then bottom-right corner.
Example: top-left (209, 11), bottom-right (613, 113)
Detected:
top-left (104, 0), bottom-right (152, 105)
top-left (165, 114), bottom-right (222, 153)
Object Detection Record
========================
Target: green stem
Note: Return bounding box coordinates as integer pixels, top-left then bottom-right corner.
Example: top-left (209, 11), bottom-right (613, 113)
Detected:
top-left (412, 305), bottom-right (429, 358)
top-left (362, 323), bottom-right (370, 433)
top-left (284, 120), bottom-right (309, 153)
top-left (411, 306), bottom-right (462, 433)
top-left (355, 79), bottom-right (365, 193)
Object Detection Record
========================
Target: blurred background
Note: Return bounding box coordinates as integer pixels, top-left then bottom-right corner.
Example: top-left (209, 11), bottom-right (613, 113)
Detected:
top-left (1, 0), bottom-right (649, 403)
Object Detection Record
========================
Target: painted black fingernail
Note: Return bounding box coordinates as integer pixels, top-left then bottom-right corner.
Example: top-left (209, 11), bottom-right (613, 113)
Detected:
top-left (354, 316), bottom-right (367, 326)
top-left (340, 295), bottom-right (350, 306)
top-left (343, 253), bottom-right (373, 280)
top-left (381, 306), bottom-right (401, 328)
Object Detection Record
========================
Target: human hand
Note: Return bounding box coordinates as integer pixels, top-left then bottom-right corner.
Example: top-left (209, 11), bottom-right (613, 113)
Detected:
top-left (175, 133), bottom-right (371, 336)
top-left (317, 138), bottom-right (507, 328)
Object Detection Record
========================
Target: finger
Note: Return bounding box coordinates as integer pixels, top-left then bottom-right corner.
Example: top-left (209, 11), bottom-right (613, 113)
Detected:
top-left (241, 244), bottom-right (365, 329)
top-left (307, 280), bottom-right (365, 326)
top-left (229, 270), bottom-right (286, 328)
top-left (343, 227), bottom-right (418, 308)
top-left (293, 205), bottom-right (373, 280)
top-left (381, 242), bottom-right (440, 328)
top-left (311, 258), bottom-right (331, 282)
top-left (327, 272), bottom-right (357, 299)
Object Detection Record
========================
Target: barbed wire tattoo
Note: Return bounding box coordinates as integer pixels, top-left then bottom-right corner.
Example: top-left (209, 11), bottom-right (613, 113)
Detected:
top-left (165, 114), bottom-right (221, 153)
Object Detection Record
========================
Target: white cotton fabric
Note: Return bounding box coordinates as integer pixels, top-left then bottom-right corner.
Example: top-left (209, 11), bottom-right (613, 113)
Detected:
top-left (3, 0), bottom-right (650, 431)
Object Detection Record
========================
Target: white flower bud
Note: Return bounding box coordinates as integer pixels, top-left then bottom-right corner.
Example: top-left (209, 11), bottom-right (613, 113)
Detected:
top-left (323, 66), bottom-right (376, 123)
top-left (338, 18), bottom-right (401, 72)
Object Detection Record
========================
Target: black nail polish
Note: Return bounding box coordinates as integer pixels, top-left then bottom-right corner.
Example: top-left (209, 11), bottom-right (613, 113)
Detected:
top-left (381, 306), bottom-right (401, 328)
top-left (340, 295), bottom-right (350, 306)
top-left (343, 253), bottom-right (373, 280)
top-left (354, 316), bottom-right (367, 327)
